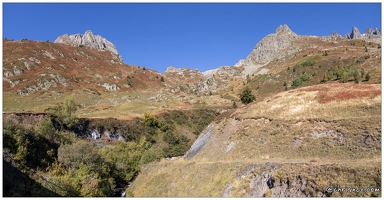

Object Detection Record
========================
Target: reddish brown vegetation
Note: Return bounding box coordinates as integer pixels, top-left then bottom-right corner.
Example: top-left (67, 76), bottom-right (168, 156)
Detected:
top-left (2, 40), bottom-right (165, 93)
top-left (299, 83), bottom-right (381, 103)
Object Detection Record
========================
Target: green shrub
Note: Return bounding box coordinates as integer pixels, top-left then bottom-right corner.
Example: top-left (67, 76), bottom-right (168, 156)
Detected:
top-left (292, 78), bottom-right (302, 87)
top-left (144, 112), bottom-right (158, 128)
top-left (299, 73), bottom-right (311, 82)
top-left (140, 145), bottom-right (164, 165)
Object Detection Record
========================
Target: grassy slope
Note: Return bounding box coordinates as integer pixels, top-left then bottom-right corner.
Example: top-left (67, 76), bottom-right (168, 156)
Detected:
top-left (130, 83), bottom-right (381, 197)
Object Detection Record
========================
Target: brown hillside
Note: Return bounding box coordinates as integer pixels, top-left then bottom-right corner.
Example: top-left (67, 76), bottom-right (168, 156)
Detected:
top-left (130, 83), bottom-right (381, 197)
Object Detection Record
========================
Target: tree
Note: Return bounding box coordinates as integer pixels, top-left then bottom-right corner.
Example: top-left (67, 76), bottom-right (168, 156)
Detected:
top-left (340, 71), bottom-right (349, 83)
top-left (361, 68), bottom-right (366, 79)
top-left (239, 86), bottom-right (255, 105)
top-left (353, 70), bottom-right (361, 83)
top-left (232, 101), bottom-right (238, 109)
top-left (365, 72), bottom-right (371, 82)
top-left (323, 73), bottom-right (329, 83)
top-left (47, 97), bottom-right (78, 129)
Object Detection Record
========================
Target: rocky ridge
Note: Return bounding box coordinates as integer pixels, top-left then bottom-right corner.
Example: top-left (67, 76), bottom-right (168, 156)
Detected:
top-left (344, 26), bottom-right (381, 43)
top-left (236, 24), bottom-right (381, 67)
top-left (54, 30), bottom-right (123, 61)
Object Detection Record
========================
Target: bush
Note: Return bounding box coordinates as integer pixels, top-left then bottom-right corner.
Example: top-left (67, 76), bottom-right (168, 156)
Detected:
top-left (144, 112), bottom-right (158, 128)
top-left (299, 73), bottom-right (311, 82)
top-left (140, 145), bottom-right (164, 165)
top-left (58, 140), bottom-right (101, 169)
top-left (239, 86), bottom-right (255, 105)
top-left (292, 78), bottom-right (302, 87)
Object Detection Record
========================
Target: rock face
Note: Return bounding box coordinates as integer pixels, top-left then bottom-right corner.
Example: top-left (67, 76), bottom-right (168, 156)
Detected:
top-left (242, 24), bottom-right (300, 65)
top-left (54, 30), bottom-right (122, 61)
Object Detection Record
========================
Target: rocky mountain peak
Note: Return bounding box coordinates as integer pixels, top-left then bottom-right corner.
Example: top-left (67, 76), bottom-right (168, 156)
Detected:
top-left (275, 24), bottom-right (296, 35)
top-left (240, 24), bottom-right (300, 65)
top-left (54, 30), bottom-right (123, 61)
top-left (351, 26), bottom-right (361, 39)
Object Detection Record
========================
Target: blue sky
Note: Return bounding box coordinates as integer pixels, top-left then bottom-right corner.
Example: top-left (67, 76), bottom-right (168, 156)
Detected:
top-left (3, 3), bottom-right (381, 73)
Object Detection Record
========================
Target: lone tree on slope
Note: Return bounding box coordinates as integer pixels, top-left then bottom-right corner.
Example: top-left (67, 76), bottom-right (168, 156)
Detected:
top-left (240, 86), bottom-right (256, 105)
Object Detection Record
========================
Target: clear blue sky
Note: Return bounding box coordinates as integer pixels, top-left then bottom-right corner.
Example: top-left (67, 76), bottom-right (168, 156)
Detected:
top-left (3, 3), bottom-right (381, 73)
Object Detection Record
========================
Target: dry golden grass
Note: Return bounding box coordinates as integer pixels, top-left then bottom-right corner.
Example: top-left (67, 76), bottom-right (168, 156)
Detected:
top-left (237, 83), bottom-right (381, 121)
top-left (131, 159), bottom-right (236, 197)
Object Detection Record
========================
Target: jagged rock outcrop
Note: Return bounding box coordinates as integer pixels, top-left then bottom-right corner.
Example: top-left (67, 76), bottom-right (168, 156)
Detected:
top-left (344, 26), bottom-right (381, 43)
top-left (54, 30), bottom-right (123, 61)
top-left (344, 26), bottom-right (361, 39)
top-left (241, 24), bottom-right (301, 65)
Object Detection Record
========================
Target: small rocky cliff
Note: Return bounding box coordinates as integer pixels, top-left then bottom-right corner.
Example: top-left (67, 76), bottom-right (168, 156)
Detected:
top-left (54, 30), bottom-right (123, 61)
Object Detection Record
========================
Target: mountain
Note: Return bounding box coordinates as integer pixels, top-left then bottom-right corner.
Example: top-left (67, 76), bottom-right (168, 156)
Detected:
top-left (54, 30), bottom-right (123, 61)
top-left (236, 24), bottom-right (381, 67)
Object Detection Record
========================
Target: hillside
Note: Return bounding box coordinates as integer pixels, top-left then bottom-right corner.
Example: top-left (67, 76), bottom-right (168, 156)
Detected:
top-left (130, 83), bottom-right (381, 197)
top-left (2, 39), bottom-right (231, 119)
